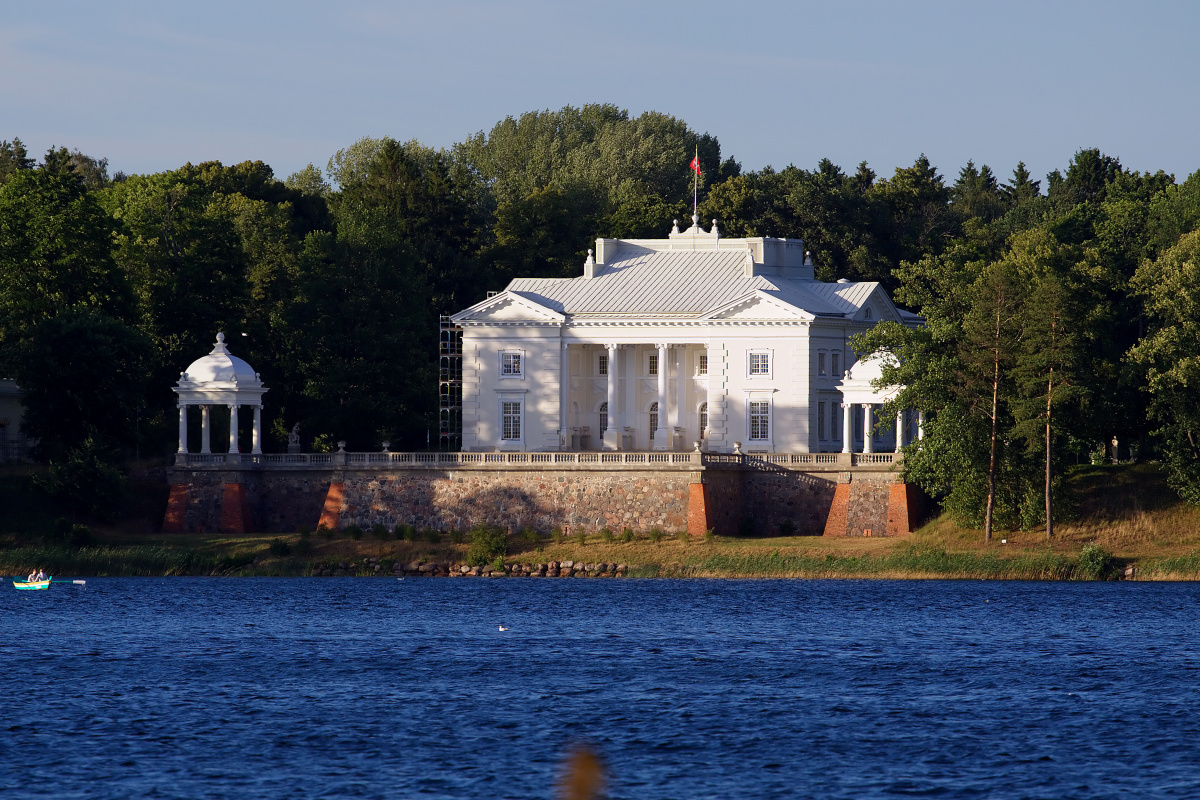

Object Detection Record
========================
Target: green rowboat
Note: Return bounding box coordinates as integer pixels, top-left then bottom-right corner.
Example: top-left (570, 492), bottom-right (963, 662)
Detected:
top-left (13, 577), bottom-right (52, 590)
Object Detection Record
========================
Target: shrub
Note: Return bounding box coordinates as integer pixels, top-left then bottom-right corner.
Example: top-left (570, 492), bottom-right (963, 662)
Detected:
top-left (372, 523), bottom-right (390, 540)
top-left (677, 529), bottom-right (690, 543)
top-left (449, 528), bottom-right (465, 544)
top-left (599, 527), bottom-right (613, 543)
top-left (396, 523), bottom-right (415, 542)
top-left (575, 528), bottom-right (588, 547)
top-left (703, 528), bottom-right (716, 543)
top-left (53, 518), bottom-right (95, 548)
top-left (421, 527), bottom-right (441, 544)
top-left (552, 527), bottom-right (565, 544)
top-left (621, 528), bottom-right (634, 543)
top-left (648, 528), bottom-right (664, 544)
top-left (467, 524), bottom-right (508, 567)
top-left (1078, 543), bottom-right (1115, 580)
top-left (268, 538), bottom-right (292, 557)
top-left (345, 524), bottom-right (363, 540)
top-left (33, 438), bottom-right (126, 523)
top-left (317, 525), bottom-right (334, 540)
top-left (492, 556), bottom-right (506, 572)
top-left (520, 527), bottom-right (540, 544)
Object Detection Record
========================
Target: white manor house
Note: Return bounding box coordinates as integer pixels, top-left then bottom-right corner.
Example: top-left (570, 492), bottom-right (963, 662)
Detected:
top-left (450, 217), bottom-right (922, 455)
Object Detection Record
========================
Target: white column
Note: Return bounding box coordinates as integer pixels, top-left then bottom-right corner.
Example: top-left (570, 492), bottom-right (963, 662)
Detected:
top-left (896, 409), bottom-right (904, 452)
top-left (862, 403), bottom-right (874, 454)
top-left (177, 404), bottom-right (188, 454)
top-left (624, 346), bottom-right (636, 448)
top-left (252, 406), bottom-right (262, 454)
top-left (918, 410), bottom-right (926, 441)
top-left (841, 403), bottom-right (852, 454)
top-left (200, 405), bottom-right (211, 454)
top-left (675, 347), bottom-right (687, 448)
top-left (654, 343), bottom-right (669, 450)
top-left (228, 404), bottom-right (240, 454)
top-left (605, 343), bottom-right (619, 450)
top-left (559, 341), bottom-right (569, 450)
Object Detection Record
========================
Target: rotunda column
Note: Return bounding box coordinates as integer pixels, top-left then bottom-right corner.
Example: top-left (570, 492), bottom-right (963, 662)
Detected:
top-left (918, 410), bottom-right (926, 441)
top-left (895, 409), bottom-right (905, 452)
top-left (862, 403), bottom-right (874, 454)
top-left (252, 406), bottom-right (262, 455)
top-left (200, 405), bottom-right (211, 454)
top-left (228, 404), bottom-right (240, 454)
top-left (841, 403), bottom-right (853, 454)
top-left (177, 404), bottom-right (188, 454)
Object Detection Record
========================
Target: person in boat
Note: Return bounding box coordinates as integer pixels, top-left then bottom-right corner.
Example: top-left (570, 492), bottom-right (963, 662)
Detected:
top-left (27, 569), bottom-right (36, 582)
top-left (37, 569), bottom-right (47, 580)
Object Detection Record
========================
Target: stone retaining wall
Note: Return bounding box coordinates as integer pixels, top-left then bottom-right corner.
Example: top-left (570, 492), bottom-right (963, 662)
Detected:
top-left (165, 465), bottom-right (920, 538)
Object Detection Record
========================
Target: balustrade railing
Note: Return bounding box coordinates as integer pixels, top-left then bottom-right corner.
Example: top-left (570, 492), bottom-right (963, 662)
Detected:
top-left (176, 449), bottom-right (900, 470)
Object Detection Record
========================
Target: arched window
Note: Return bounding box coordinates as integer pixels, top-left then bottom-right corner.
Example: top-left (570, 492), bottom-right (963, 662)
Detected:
top-left (698, 402), bottom-right (708, 436)
top-left (649, 402), bottom-right (659, 441)
top-left (864, 307), bottom-right (873, 320)
top-left (599, 402), bottom-right (608, 433)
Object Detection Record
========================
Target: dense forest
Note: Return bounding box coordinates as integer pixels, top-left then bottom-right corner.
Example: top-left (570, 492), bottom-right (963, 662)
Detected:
top-left (2, 103), bottom-right (1199, 530)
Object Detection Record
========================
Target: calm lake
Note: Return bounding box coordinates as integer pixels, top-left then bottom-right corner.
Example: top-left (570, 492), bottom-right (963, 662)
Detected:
top-left (3, 578), bottom-right (1199, 799)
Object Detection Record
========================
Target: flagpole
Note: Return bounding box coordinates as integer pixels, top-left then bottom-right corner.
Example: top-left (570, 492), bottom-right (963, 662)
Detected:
top-left (693, 146), bottom-right (698, 221)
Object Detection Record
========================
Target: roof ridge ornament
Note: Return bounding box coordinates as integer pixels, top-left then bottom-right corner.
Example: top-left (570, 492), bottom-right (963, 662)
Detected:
top-left (211, 331), bottom-right (230, 355)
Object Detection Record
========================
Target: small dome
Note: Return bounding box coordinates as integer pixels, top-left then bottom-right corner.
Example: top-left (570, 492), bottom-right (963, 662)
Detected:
top-left (181, 333), bottom-right (258, 384)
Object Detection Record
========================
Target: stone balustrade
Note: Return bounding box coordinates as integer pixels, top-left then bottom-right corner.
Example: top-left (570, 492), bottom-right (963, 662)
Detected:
top-left (175, 449), bottom-right (901, 472)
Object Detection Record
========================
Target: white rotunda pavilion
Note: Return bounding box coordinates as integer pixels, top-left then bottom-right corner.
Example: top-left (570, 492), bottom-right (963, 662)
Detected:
top-left (173, 333), bottom-right (268, 460)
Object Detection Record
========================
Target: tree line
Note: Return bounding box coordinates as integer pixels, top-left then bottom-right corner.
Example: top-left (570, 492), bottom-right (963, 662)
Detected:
top-left (2, 104), bottom-right (1198, 530)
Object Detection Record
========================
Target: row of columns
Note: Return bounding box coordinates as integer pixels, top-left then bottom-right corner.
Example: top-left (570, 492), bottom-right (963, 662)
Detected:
top-left (840, 404), bottom-right (925, 454)
top-left (176, 403), bottom-right (263, 455)
top-left (589, 342), bottom-right (679, 450)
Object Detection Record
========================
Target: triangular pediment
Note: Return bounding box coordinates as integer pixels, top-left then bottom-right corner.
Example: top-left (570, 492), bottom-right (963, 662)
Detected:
top-left (701, 291), bottom-right (812, 321)
top-left (853, 285), bottom-right (904, 324)
top-left (451, 292), bottom-right (564, 324)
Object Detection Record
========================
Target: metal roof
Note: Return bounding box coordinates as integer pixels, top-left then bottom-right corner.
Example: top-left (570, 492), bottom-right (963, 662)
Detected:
top-left (506, 249), bottom-right (874, 319)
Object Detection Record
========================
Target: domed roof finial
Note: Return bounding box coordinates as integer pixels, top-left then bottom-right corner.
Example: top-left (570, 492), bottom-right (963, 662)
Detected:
top-left (671, 219), bottom-right (680, 235)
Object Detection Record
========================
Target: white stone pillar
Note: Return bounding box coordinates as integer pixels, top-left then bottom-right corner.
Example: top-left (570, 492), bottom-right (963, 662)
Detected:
top-left (841, 403), bottom-right (852, 454)
top-left (675, 347), bottom-right (687, 447)
top-left (862, 403), bottom-right (874, 454)
top-left (605, 343), bottom-right (618, 450)
top-left (896, 409), bottom-right (904, 452)
top-left (200, 405), bottom-right (211, 454)
top-left (177, 404), bottom-right (188, 454)
top-left (654, 343), bottom-right (669, 450)
top-left (252, 406), bottom-right (262, 454)
top-left (228, 404), bottom-right (240, 454)
top-left (918, 410), bottom-right (926, 441)
top-left (559, 341), bottom-right (569, 450)
top-left (624, 346), bottom-right (636, 448)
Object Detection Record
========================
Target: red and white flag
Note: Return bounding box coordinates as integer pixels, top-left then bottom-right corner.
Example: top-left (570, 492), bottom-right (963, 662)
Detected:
top-left (689, 153), bottom-right (702, 175)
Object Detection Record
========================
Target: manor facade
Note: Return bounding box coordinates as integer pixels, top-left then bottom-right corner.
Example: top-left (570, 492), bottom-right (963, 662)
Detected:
top-left (450, 217), bottom-right (921, 454)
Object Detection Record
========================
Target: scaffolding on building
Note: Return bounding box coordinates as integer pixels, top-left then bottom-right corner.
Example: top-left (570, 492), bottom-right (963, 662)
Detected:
top-left (439, 315), bottom-right (463, 451)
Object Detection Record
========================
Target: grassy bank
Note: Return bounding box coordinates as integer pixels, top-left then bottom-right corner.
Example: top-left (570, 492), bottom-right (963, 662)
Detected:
top-left (4, 463), bottom-right (1200, 580)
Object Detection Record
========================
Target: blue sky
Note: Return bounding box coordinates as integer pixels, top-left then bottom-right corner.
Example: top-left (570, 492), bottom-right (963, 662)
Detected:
top-left (4, 0), bottom-right (1198, 186)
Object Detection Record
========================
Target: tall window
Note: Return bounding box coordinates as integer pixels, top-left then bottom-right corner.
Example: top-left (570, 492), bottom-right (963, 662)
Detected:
top-left (649, 402), bottom-right (659, 440)
top-left (648, 352), bottom-right (658, 376)
top-left (699, 402), bottom-right (708, 436)
top-left (834, 404), bottom-right (842, 440)
top-left (501, 352), bottom-right (522, 377)
top-left (598, 353), bottom-right (608, 376)
top-left (697, 353), bottom-right (708, 375)
top-left (818, 352), bottom-right (826, 376)
top-left (749, 352), bottom-right (770, 375)
top-left (818, 401), bottom-right (826, 440)
top-left (501, 401), bottom-right (521, 440)
top-left (831, 353), bottom-right (840, 377)
top-left (749, 401), bottom-right (769, 440)
top-left (599, 402), bottom-right (608, 433)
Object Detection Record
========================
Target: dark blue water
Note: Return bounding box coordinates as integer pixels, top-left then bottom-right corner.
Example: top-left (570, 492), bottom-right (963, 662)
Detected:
top-left (3, 578), bottom-right (1199, 799)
